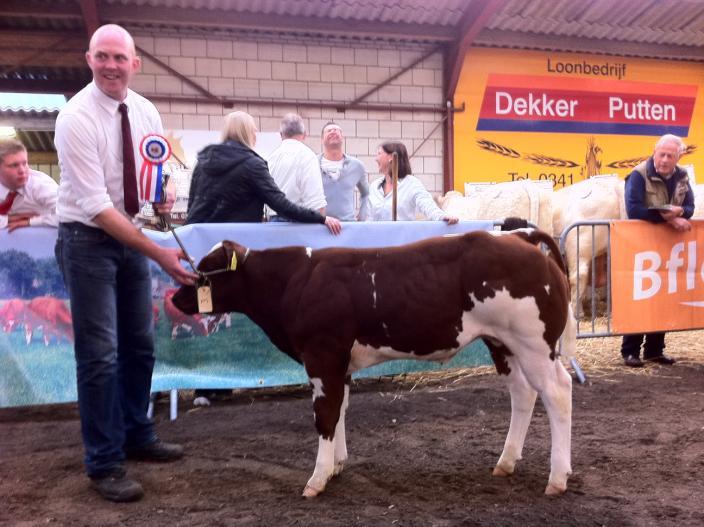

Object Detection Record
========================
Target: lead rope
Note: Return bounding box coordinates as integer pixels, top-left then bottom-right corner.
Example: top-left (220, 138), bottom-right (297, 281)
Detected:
top-left (155, 174), bottom-right (201, 278)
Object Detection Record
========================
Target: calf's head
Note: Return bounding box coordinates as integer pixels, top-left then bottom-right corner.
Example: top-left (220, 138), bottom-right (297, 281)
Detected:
top-left (171, 240), bottom-right (248, 315)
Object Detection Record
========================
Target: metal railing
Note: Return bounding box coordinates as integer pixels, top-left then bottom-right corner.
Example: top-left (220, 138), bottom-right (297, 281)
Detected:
top-left (559, 220), bottom-right (613, 338)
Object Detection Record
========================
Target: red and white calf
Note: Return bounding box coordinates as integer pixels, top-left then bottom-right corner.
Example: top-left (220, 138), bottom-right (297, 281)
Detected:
top-left (24, 296), bottom-right (74, 345)
top-left (0, 298), bottom-right (26, 333)
top-left (172, 229), bottom-right (575, 497)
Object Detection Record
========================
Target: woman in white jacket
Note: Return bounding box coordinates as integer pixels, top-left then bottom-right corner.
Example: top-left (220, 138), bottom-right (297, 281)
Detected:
top-left (368, 140), bottom-right (458, 223)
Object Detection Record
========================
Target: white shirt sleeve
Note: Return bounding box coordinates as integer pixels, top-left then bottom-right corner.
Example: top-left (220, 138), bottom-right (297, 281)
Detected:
top-left (26, 171), bottom-right (59, 227)
top-left (409, 177), bottom-right (446, 221)
top-left (55, 112), bottom-right (114, 219)
top-left (298, 150), bottom-right (327, 212)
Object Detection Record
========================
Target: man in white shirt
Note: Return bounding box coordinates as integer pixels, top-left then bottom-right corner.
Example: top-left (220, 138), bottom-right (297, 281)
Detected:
top-left (267, 113), bottom-right (326, 219)
top-left (0, 138), bottom-right (58, 231)
top-left (53, 24), bottom-right (196, 503)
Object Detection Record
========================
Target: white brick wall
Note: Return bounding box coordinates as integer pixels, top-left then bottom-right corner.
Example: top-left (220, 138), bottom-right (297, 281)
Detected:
top-left (136, 32), bottom-right (446, 194)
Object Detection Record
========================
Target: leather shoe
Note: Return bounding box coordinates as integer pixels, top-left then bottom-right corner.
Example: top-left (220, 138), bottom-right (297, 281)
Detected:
top-left (125, 439), bottom-right (184, 462)
top-left (645, 354), bottom-right (676, 365)
top-left (90, 468), bottom-right (143, 502)
top-left (624, 355), bottom-right (644, 367)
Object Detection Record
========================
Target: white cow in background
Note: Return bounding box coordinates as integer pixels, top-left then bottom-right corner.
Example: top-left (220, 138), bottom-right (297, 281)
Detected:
top-left (439, 176), bottom-right (625, 316)
top-left (692, 184), bottom-right (704, 217)
top-left (441, 166), bottom-right (700, 317)
top-left (438, 179), bottom-right (554, 233)
top-left (552, 175), bottom-right (624, 315)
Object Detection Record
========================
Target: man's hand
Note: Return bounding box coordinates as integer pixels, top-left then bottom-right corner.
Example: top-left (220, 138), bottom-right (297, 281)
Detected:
top-left (667, 216), bottom-right (692, 232)
top-left (659, 206), bottom-right (692, 232)
top-left (659, 206), bottom-right (683, 222)
top-left (443, 215), bottom-right (460, 225)
top-left (324, 216), bottom-right (342, 235)
top-left (154, 184), bottom-right (176, 215)
top-left (155, 247), bottom-right (198, 285)
top-left (7, 213), bottom-right (37, 232)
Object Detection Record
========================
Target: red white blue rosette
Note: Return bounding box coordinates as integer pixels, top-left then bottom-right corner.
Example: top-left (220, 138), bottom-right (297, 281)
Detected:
top-left (139, 134), bottom-right (171, 203)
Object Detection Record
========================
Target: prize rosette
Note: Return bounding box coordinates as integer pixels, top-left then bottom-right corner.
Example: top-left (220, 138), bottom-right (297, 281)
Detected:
top-left (139, 134), bottom-right (172, 203)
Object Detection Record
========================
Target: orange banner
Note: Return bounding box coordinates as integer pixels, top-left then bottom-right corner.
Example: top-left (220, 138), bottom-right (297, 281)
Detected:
top-left (611, 220), bottom-right (704, 333)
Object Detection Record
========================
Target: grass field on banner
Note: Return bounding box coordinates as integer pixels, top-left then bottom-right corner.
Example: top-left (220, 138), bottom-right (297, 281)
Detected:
top-left (0, 302), bottom-right (492, 407)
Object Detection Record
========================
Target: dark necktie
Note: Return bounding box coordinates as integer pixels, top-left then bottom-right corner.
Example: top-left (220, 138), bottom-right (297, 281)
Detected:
top-left (118, 103), bottom-right (139, 216)
top-left (0, 190), bottom-right (18, 215)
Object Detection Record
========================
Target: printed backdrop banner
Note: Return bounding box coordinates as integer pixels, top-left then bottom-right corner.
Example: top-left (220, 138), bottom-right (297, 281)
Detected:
top-left (0, 222), bottom-right (493, 408)
top-left (455, 48), bottom-right (704, 189)
top-left (611, 220), bottom-right (704, 333)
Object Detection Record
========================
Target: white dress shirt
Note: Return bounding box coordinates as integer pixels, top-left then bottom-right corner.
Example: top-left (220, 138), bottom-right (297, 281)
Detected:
top-left (0, 169), bottom-right (58, 229)
top-left (267, 138), bottom-right (327, 213)
top-left (368, 175), bottom-right (446, 221)
top-left (54, 81), bottom-right (163, 226)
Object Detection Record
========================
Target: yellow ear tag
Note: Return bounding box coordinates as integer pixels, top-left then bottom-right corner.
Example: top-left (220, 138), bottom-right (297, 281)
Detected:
top-left (228, 252), bottom-right (238, 271)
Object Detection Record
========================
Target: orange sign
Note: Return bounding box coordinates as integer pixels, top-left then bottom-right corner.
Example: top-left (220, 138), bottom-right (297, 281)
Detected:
top-left (611, 220), bottom-right (704, 333)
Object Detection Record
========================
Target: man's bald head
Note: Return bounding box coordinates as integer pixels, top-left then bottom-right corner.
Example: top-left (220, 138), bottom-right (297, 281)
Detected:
top-left (85, 24), bottom-right (140, 101)
top-left (88, 24), bottom-right (136, 56)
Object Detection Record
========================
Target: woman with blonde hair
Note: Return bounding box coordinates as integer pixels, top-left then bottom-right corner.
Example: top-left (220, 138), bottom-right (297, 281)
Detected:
top-left (186, 111), bottom-right (341, 234)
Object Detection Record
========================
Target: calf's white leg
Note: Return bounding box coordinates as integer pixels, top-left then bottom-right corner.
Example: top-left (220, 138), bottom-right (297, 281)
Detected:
top-left (539, 359), bottom-right (573, 495)
top-left (497, 331), bottom-right (573, 495)
top-left (304, 437), bottom-right (335, 498)
top-left (332, 382), bottom-right (350, 475)
top-left (302, 375), bottom-right (346, 498)
top-left (494, 356), bottom-right (537, 477)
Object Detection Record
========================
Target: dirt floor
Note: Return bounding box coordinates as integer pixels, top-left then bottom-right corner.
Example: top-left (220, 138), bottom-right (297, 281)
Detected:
top-left (2, 330), bottom-right (704, 527)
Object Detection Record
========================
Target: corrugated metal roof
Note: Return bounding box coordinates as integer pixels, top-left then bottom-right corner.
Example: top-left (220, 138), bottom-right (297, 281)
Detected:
top-left (0, 93), bottom-right (66, 112)
top-left (16, 129), bottom-right (56, 152)
top-left (103, 0), bottom-right (469, 27)
top-left (485, 0), bottom-right (704, 46)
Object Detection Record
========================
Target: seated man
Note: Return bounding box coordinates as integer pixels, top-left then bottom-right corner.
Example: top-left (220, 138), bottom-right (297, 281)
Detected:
top-left (0, 138), bottom-right (58, 231)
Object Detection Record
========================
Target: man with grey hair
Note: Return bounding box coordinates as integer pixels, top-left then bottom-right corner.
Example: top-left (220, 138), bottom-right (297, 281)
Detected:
top-left (267, 113), bottom-right (327, 218)
top-left (621, 133), bottom-right (694, 368)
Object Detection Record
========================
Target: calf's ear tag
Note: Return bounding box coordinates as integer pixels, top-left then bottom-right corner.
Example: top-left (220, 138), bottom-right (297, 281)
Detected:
top-left (197, 285), bottom-right (213, 313)
top-left (228, 252), bottom-right (237, 271)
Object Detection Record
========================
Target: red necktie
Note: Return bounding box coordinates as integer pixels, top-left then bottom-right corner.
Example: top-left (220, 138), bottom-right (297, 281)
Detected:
top-left (118, 103), bottom-right (139, 216)
top-left (0, 190), bottom-right (18, 215)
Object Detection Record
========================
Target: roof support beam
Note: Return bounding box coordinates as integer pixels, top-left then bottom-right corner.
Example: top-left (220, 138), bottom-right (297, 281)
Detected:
top-left (344, 46), bottom-right (443, 111)
top-left (145, 93), bottom-right (447, 115)
top-left (137, 47), bottom-right (221, 103)
top-left (0, 31), bottom-right (88, 68)
top-left (445, 0), bottom-right (508, 102)
top-left (0, 78), bottom-right (89, 95)
top-left (79, 0), bottom-right (102, 38)
top-left (443, 0), bottom-right (507, 194)
top-left (0, 35), bottom-right (73, 77)
top-left (0, 0), bottom-right (80, 19)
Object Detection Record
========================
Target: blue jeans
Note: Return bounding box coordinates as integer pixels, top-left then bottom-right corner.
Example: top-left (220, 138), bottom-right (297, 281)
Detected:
top-left (56, 222), bottom-right (157, 478)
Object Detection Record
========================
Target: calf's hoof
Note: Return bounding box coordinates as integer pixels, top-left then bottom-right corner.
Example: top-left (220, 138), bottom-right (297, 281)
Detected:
top-left (333, 461), bottom-right (346, 476)
top-left (492, 465), bottom-right (513, 477)
top-left (544, 483), bottom-right (567, 496)
top-left (302, 484), bottom-right (323, 498)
